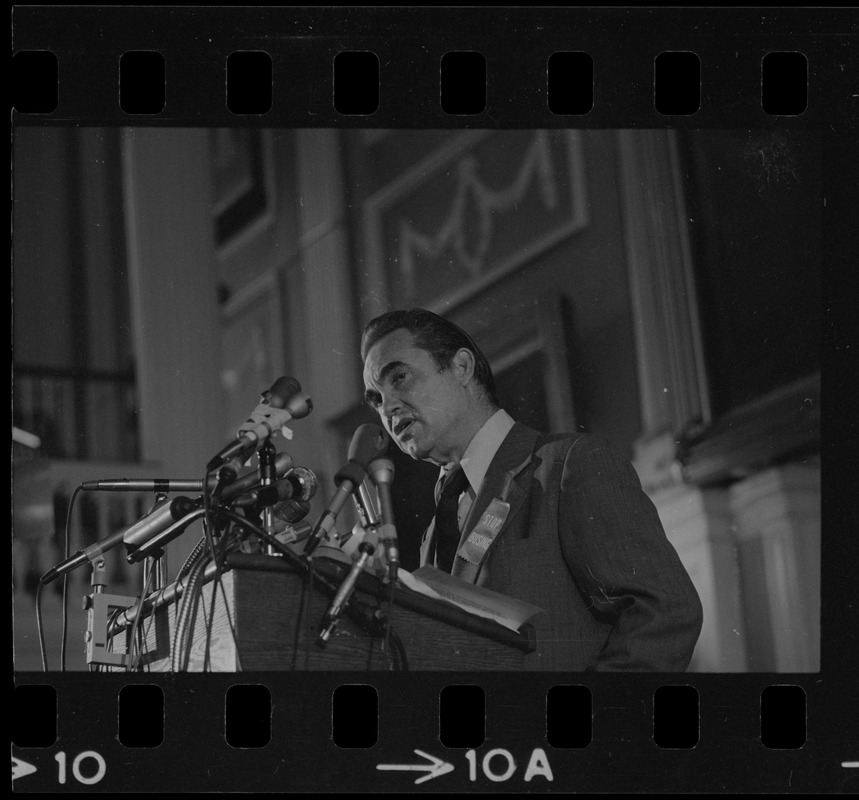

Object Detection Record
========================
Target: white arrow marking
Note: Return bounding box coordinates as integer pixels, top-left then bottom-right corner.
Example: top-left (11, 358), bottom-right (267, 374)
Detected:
top-left (12, 757), bottom-right (38, 781)
top-left (377, 749), bottom-right (455, 784)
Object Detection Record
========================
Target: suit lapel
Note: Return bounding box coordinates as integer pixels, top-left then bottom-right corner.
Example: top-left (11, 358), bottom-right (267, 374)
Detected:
top-left (452, 423), bottom-right (540, 580)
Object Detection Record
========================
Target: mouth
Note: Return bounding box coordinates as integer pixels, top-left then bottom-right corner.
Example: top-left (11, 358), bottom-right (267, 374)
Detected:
top-left (393, 419), bottom-right (416, 438)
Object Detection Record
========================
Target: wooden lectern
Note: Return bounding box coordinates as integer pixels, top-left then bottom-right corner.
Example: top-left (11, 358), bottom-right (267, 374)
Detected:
top-left (129, 552), bottom-right (535, 671)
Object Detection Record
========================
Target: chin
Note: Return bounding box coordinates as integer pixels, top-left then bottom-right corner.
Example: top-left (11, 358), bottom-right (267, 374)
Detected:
top-left (399, 439), bottom-right (427, 461)
top-left (402, 444), bottom-right (424, 460)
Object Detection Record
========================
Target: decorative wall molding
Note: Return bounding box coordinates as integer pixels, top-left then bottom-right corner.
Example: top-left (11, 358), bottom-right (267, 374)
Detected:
top-left (362, 130), bottom-right (588, 315)
top-left (399, 130), bottom-right (560, 288)
top-left (481, 292), bottom-right (578, 435)
top-left (212, 128), bottom-right (277, 261)
top-left (678, 373), bottom-right (820, 486)
top-left (360, 130), bottom-right (489, 320)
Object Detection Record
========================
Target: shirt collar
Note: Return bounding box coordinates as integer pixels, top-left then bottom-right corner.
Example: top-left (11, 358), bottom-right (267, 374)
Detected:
top-left (438, 409), bottom-right (515, 499)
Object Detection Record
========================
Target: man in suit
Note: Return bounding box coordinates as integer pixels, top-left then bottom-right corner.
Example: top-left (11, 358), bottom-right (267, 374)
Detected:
top-left (361, 308), bottom-right (703, 671)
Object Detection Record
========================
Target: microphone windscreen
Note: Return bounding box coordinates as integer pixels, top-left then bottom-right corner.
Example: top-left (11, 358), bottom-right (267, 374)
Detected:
top-left (267, 376), bottom-right (302, 408)
top-left (368, 457), bottom-right (395, 485)
top-left (284, 392), bottom-right (313, 419)
top-left (335, 460), bottom-right (367, 487)
top-left (347, 423), bottom-right (388, 468)
top-left (287, 466), bottom-right (318, 501)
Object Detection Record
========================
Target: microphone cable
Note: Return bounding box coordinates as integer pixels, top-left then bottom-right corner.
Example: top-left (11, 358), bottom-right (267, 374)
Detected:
top-left (303, 559), bottom-right (316, 671)
top-left (187, 463), bottom-right (237, 672)
top-left (205, 506), bottom-right (318, 670)
top-left (202, 522), bottom-right (246, 673)
top-left (170, 511), bottom-right (241, 673)
top-left (171, 554), bottom-right (208, 673)
top-left (103, 606), bottom-right (127, 673)
top-left (176, 534), bottom-right (209, 581)
top-left (35, 581), bottom-right (48, 673)
top-left (58, 485), bottom-right (82, 673)
top-left (382, 575), bottom-right (397, 665)
top-left (171, 471), bottom-right (225, 674)
top-left (289, 556), bottom-right (310, 671)
top-left (34, 483), bottom-right (82, 673)
top-left (389, 625), bottom-right (408, 671)
top-left (125, 560), bottom-right (157, 672)
top-left (212, 509), bottom-right (391, 670)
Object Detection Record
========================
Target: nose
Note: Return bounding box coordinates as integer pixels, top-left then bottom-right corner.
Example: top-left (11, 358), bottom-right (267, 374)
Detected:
top-left (379, 390), bottom-right (403, 423)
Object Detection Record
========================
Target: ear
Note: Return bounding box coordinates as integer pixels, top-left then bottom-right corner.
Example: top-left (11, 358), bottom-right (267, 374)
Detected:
top-left (451, 347), bottom-right (476, 387)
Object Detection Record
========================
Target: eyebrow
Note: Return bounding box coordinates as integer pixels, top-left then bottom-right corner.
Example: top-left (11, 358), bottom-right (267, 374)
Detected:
top-left (363, 359), bottom-right (409, 406)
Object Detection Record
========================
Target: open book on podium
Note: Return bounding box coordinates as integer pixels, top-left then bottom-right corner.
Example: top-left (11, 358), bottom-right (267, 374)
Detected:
top-left (126, 547), bottom-right (543, 671)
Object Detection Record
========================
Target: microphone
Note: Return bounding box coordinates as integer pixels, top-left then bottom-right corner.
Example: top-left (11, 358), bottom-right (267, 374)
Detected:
top-left (39, 495), bottom-right (198, 585)
top-left (274, 519), bottom-right (313, 546)
top-left (80, 451), bottom-right (256, 496)
top-left (303, 424), bottom-right (388, 556)
top-left (81, 478), bottom-right (204, 493)
top-left (209, 452), bottom-right (255, 497)
top-left (317, 529), bottom-right (379, 647)
top-left (283, 466), bottom-right (318, 502)
top-left (266, 470), bottom-right (316, 541)
top-left (251, 467), bottom-right (317, 512)
top-left (125, 506), bottom-right (206, 564)
top-left (368, 457), bottom-right (399, 581)
top-left (354, 477), bottom-right (381, 529)
top-left (274, 499), bottom-right (313, 526)
top-left (123, 496), bottom-right (199, 551)
top-left (219, 452), bottom-right (294, 504)
top-left (208, 376), bottom-right (312, 470)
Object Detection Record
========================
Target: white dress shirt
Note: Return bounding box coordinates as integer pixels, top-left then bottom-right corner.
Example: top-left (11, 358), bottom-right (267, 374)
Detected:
top-left (434, 408), bottom-right (516, 532)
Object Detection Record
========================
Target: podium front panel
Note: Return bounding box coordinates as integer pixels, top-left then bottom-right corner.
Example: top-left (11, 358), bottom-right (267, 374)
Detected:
top-left (135, 557), bottom-right (529, 671)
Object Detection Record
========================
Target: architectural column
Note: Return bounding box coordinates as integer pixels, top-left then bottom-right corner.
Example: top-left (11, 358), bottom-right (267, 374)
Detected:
top-left (729, 462), bottom-right (821, 672)
top-left (121, 128), bottom-right (225, 476)
top-left (618, 128), bottom-right (712, 487)
top-left (616, 129), bottom-right (710, 439)
top-left (617, 130), bottom-right (749, 672)
top-left (654, 483), bottom-right (748, 672)
top-left (293, 129), bottom-right (361, 483)
top-left (294, 129), bottom-right (359, 413)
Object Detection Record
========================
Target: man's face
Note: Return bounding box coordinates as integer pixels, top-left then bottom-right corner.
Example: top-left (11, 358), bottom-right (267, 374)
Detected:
top-left (363, 328), bottom-right (470, 464)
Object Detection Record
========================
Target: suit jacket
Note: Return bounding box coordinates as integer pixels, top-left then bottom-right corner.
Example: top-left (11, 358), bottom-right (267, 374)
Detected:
top-left (420, 423), bottom-right (703, 671)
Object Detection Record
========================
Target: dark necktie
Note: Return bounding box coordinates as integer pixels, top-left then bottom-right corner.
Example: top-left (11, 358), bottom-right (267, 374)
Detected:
top-left (433, 466), bottom-right (470, 573)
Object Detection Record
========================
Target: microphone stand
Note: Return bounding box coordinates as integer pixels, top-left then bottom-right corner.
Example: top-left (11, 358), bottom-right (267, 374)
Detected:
top-left (82, 491), bottom-right (177, 671)
top-left (140, 490), bottom-right (171, 591)
top-left (316, 522), bottom-right (381, 647)
top-left (82, 558), bottom-right (137, 670)
top-left (142, 553), bottom-right (168, 595)
top-left (258, 442), bottom-right (279, 557)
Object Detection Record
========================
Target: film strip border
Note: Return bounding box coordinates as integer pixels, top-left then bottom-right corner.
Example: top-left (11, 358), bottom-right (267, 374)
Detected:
top-left (10, 6), bottom-right (857, 128)
top-left (11, 5), bottom-right (858, 794)
top-left (10, 674), bottom-right (850, 792)
top-left (12, 47), bottom-right (816, 120)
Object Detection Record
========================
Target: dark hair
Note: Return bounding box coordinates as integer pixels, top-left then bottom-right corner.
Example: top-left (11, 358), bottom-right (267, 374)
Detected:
top-left (361, 308), bottom-right (499, 408)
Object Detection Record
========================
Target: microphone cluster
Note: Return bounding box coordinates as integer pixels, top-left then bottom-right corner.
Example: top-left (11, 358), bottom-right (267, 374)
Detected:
top-left (39, 456), bottom-right (320, 585)
top-left (311, 425), bottom-right (401, 647)
top-left (40, 376), bottom-right (317, 586)
top-left (208, 376), bottom-right (312, 471)
top-left (302, 423), bottom-right (389, 555)
top-left (41, 374), bottom-right (403, 662)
